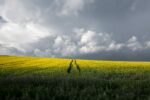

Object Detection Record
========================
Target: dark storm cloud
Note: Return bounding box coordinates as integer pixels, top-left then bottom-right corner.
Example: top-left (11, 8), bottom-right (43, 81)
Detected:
top-left (0, 0), bottom-right (150, 61)
top-left (80, 0), bottom-right (150, 41)
top-left (0, 0), bottom-right (4, 4)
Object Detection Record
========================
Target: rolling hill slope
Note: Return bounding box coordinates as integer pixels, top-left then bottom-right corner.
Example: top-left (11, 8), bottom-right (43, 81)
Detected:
top-left (0, 55), bottom-right (150, 100)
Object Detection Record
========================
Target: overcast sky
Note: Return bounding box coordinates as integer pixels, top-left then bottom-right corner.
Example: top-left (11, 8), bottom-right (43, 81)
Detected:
top-left (0, 0), bottom-right (150, 61)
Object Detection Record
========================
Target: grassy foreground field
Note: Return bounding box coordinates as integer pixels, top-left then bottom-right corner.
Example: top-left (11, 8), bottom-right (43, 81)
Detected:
top-left (0, 56), bottom-right (150, 100)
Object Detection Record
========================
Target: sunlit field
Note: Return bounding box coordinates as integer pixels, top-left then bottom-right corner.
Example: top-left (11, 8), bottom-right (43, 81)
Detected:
top-left (0, 55), bottom-right (150, 100)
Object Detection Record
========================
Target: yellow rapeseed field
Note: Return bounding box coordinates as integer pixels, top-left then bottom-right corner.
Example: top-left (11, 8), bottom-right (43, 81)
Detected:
top-left (0, 55), bottom-right (150, 78)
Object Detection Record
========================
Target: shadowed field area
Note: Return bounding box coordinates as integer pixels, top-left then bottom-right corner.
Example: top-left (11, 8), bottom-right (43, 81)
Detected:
top-left (0, 56), bottom-right (150, 100)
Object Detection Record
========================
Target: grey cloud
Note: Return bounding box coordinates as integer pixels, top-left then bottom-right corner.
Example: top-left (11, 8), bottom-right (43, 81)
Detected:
top-left (80, 0), bottom-right (150, 41)
top-left (15, 29), bottom-right (148, 58)
top-left (145, 41), bottom-right (150, 49)
top-left (126, 36), bottom-right (143, 51)
top-left (1, 27), bottom-right (150, 60)
top-left (0, 0), bottom-right (150, 61)
top-left (29, 29), bottom-right (123, 57)
top-left (0, 43), bottom-right (23, 55)
top-left (0, 16), bottom-right (6, 23)
top-left (77, 50), bottom-right (150, 61)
